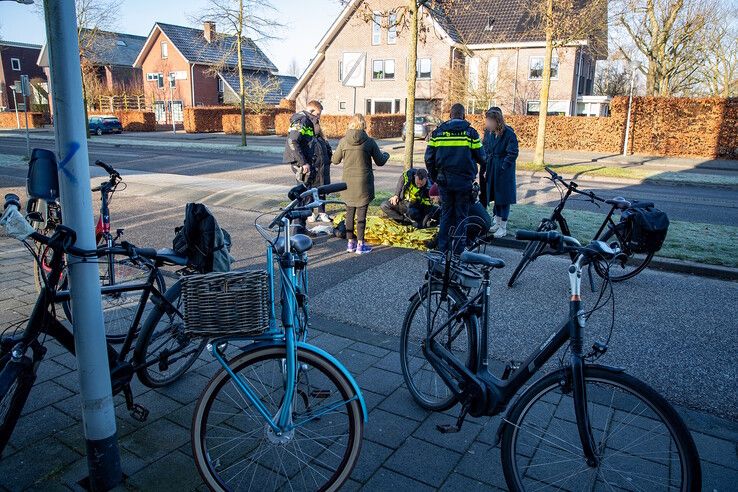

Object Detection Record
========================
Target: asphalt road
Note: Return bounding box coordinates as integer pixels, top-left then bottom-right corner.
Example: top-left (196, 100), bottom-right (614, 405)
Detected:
top-left (1, 134), bottom-right (738, 226)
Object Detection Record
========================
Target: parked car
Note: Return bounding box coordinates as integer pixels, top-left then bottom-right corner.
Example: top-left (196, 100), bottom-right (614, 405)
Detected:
top-left (88, 116), bottom-right (122, 136)
top-left (402, 115), bottom-right (441, 141)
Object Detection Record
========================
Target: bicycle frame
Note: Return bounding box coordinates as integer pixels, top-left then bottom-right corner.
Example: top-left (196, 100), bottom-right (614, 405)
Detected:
top-left (423, 254), bottom-right (601, 463)
top-left (205, 213), bottom-right (367, 433)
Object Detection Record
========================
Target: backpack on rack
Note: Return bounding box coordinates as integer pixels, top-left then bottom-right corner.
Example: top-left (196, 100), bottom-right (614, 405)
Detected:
top-left (172, 203), bottom-right (233, 273)
top-left (620, 202), bottom-right (670, 254)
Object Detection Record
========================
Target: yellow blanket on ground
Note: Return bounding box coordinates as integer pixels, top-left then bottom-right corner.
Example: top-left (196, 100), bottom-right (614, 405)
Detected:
top-left (333, 213), bottom-right (437, 251)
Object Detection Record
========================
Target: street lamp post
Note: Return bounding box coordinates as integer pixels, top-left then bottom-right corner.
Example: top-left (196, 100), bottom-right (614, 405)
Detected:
top-left (623, 61), bottom-right (641, 156)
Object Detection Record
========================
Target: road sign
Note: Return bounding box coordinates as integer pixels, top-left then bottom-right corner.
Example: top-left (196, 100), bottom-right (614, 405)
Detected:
top-left (341, 52), bottom-right (366, 88)
top-left (20, 75), bottom-right (31, 97)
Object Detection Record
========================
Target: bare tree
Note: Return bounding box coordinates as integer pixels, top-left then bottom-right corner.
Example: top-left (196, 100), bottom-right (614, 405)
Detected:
top-left (240, 75), bottom-right (282, 114)
top-left (197, 0), bottom-right (283, 146)
top-left (594, 62), bottom-right (633, 97)
top-left (611, 0), bottom-right (721, 96)
top-left (526, 0), bottom-right (607, 165)
top-left (695, 7), bottom-right (738, 97)
top-left (287, 58), bottom-right (301, 77)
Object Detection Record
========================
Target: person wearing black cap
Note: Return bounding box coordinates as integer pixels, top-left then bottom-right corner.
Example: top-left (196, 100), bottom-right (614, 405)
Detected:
top-left (380, 168), bottom-right (434, 228)
top-left (425, 103), bottom-right (485, 253)
top-left (481, 106), bottom-right (518, 238)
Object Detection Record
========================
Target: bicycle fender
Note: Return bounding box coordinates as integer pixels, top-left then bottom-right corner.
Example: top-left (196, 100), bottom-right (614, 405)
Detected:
top-left (296, 342), bottom-right (369, 422)
top-left (229, 340), bottom-right (369, 422)
top-left (492, 364), bottom-right (626, 447)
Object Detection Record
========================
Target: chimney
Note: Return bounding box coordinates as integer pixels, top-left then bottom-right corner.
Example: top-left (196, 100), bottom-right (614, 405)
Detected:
top-left (203, 21), bottom-right (216, 43)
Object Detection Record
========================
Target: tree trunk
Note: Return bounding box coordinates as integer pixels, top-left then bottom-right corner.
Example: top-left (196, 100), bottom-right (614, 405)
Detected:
top-left (403, 0), bottom-right (418, 170)
top-left (533, 0), bottom-right (554, 166)
top-left (238, 0), bottom-right (247, 147)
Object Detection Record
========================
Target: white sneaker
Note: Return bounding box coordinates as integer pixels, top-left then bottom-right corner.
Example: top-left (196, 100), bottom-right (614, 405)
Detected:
top-left (307, 213), bottom-right (319, 223)
top-left (317, 213), bottom-right (332, 223)
top-left (489, 216), bottom-right (500, 233)
top-left (493, 220), bottom-right (507, 238)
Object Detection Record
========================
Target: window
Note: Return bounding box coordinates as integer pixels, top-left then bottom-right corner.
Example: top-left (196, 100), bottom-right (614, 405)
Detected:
top-left (388, 12), bottom-right (397, 44)
top-left (372, 59), bottom-right (395, 80)
top-left (526, 99), bottom-right (569, 116)
top-left (116, 40), bottom-right (127, 47)
top-left (394, 99), bottom-right (401, 113)
top-left (339, 101), bottom-right (346, 110)
top-left (487, 57), bottom-right (499, 90)
top-left (10, 58), bottom-right (20, 71)
top-left (468, 57), bottom-right (480, 90)
top-left (417, 58), bottom-right (431, 79)
top-left (217, 77), bottom-right (224, 92)
top-left (365, 99), bottom-right (372, 114)
top-left (372, 12), bottom-right (381, 45)
top-left (529, 56), bottom-right (558, 80)
top-left (157, 74), bottom-right (164, 89)
top-left (146, 72), bottom-right (162, 81)
top-left (161, 42), bottom-right (168, 59)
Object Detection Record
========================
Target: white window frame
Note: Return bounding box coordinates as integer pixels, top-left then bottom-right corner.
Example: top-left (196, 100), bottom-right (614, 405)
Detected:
top-left (529, 56), bottom-right (559, 80)
top-left (372, 59), bottom-right (395, 80)
top-left (161, 41), bottom-right (168, 59)
top-left (417, 58), bottom-right (432, 80)
top-left (338, 60), bottom-right (343, 81)
top-left (369, 98), bottom-right (395, 114)
top-left (339, 101), bottom-right (346, 111)
top-left (388, 12), bottom-right (398, 44)
top-left (372, 12), bottom-right (381, 45)
top-left (10, 58), bottom-right (21, 71)
top-left (526, 99), bottom-right (569, 115)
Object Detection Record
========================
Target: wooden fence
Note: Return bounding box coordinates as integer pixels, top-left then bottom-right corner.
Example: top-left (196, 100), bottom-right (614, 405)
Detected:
top-left (90, 95), bottom-right (147, 112)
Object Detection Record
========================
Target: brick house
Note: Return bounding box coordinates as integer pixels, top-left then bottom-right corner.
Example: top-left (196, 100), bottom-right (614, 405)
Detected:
top-left (288, 0), bottom-right (605, 116)
top-left (0, 41), bottom-right (47, 112)
top-left (133, 22), bottom-right (296, 123)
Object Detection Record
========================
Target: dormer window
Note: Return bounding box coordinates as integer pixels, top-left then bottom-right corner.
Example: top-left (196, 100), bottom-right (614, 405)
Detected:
top-left (11, 58), bottom-right (21, 71)
top-left (484, 16), bottom-right (495, 31)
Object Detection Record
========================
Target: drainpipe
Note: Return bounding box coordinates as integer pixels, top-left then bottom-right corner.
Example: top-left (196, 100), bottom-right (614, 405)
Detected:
top-left (190, 63), bottom-right (195, 106)
top-left (572, 47), bottom-right (583, 116)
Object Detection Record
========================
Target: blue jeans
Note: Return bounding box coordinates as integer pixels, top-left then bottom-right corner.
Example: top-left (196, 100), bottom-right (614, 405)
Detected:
top-left (493, 204), bottom-right (510, 221)
top-left (438, 188), bottom-right (471, 254)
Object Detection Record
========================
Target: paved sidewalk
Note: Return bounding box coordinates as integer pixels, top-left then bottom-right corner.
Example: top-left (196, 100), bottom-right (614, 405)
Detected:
top-left (0, 236), bottom-right (736, 491)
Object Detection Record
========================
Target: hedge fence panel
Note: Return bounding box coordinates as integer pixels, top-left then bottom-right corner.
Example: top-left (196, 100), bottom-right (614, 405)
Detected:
top-left (0, 112), bottom-right (47, 129)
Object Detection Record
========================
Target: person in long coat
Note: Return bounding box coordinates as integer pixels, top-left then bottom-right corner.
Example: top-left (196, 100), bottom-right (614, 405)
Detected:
top-left (481, 107), bottom-right (519, 238)
top-left (308, 122), bottom-right (333, 223)
top-left (331, 114), bottom-right (390, 254)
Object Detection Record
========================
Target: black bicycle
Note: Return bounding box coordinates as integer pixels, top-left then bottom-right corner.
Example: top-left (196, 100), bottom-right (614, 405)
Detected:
top-left (508, 167), bottom-right (657, 287)
top-left (401, 232), bottom-right (700, 491)
top-left (0, 193), bottom-right (206, 457)
top-left (29, 159), bottom-right (165, 342)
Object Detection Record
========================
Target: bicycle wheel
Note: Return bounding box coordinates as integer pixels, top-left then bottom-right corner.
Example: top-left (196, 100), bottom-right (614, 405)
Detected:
top-left (134, 280), bottom-right (206, 388)
top-left (508, 220), bottom-right (555, 288)
top-left (500, 365), bottom-right (701, 491)
top-left (400, 283), bottom-right (477, 411)
top-left (192, 345), bottom-right (364, 492)
top-left (594, 224), bottom-right (655, 282)
top-left (0, 357), bottom-right (36, 458)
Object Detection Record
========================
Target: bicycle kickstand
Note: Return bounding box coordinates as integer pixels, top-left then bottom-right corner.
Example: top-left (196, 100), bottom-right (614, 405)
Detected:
top-left (122, 385), bottom-right (150, 423)
top-left (436, 401), bottom-right (470, 434)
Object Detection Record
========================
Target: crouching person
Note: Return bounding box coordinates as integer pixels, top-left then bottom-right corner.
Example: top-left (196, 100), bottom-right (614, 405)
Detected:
top-left (381, 168), bottom-right (435, 228)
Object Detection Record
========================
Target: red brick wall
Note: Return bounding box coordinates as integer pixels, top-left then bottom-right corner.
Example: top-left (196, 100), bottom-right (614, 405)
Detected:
top-left (139, 29), bottom-right (191, 107)
top-left (192, 65), bottom-right (219, 106)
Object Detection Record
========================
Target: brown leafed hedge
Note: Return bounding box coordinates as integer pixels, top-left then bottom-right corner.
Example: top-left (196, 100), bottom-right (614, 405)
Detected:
top-left (184, 106), bottom-right (242, 133)
top-left (0, 111), bottom-right (47, 129)
top-left (222, 114), bottom-right (272, 135)
top-left (275, 113), bottom-right (405, 139)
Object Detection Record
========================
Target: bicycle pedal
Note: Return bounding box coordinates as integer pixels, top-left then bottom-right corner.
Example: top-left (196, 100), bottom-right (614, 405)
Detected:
top-left (436, 423), bottom-right (461, 434)
top-left (129, 403), bottom-right (149, 422)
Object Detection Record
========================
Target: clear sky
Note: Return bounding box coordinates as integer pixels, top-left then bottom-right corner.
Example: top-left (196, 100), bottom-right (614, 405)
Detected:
top-left (0, 0), bottom-right (343, 75)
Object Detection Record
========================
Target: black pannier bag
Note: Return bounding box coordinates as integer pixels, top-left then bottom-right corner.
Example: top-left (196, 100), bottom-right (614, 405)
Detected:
top-left (173, 203), bottom-right (233, 273)
top-left (620, 202), bottom-right (669, 253)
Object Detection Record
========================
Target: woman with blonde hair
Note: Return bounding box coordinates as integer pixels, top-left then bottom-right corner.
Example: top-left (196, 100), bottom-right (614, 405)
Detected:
top-left (331, 114), bottom-right (390, 254)
top-left (482, 106), bottom-right (519, 238)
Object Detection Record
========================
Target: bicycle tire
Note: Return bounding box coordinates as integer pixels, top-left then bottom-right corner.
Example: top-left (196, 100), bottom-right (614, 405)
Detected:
top-left (134, 280), bottom-right (206, 388)
top-left (594, 224), bottom-right (655, 282)
top-left (500, 365), bottom-right (701, 492)
top-left (192, 345), bottom-right (364, 492)
top-left (0, 357), bottom-right (36, 458)
top-left (400, 282), bottom-right (477, 411)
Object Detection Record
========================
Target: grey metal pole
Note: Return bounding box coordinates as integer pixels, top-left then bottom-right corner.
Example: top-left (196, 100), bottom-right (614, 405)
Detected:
top-left (622, 72), bottom-right (636, 156)
top-left (22, 92), bottom-right (30, 157)
top-left (43, 1), bottom-right (122, 489)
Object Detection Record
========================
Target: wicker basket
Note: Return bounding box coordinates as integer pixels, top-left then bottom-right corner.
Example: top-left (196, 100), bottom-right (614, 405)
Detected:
top-left (182, 270), bottom-right (270, 337)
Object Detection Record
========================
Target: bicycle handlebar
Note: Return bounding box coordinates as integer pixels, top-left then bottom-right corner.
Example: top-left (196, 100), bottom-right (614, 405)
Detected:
top-left (269, 182), bottom-right (347, 229)
top-left (544, 166), bottom-right (606, 203)
top-left (95, 160), bottom-right (120, 178)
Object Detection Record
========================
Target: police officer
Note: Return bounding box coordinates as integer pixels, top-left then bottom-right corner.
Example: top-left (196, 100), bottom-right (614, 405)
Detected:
top-left (284, 100), bottom-right (323, 184)
top-left (381, 168), bottom-right (435, 228)
top-left (425, 103), bottom-right (485, 253)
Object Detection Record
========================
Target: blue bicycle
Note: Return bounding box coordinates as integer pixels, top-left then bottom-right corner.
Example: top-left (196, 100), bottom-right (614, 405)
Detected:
top-left (190, 183), bottom-right (367, 492)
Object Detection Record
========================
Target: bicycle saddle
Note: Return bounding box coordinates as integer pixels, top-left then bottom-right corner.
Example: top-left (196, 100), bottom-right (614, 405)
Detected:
top-left (605, 196), bottom-right (631, 209)
top-left (155, 248), bottom-right (189, 266)
top-left (460, 251), bottom-right (505, 269)
top-left (274, 234), bottom-right (313, 255)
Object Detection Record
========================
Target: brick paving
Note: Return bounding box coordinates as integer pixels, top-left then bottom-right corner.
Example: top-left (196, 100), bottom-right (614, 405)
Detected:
top-left (0, 237), bottom-right (737, 491)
